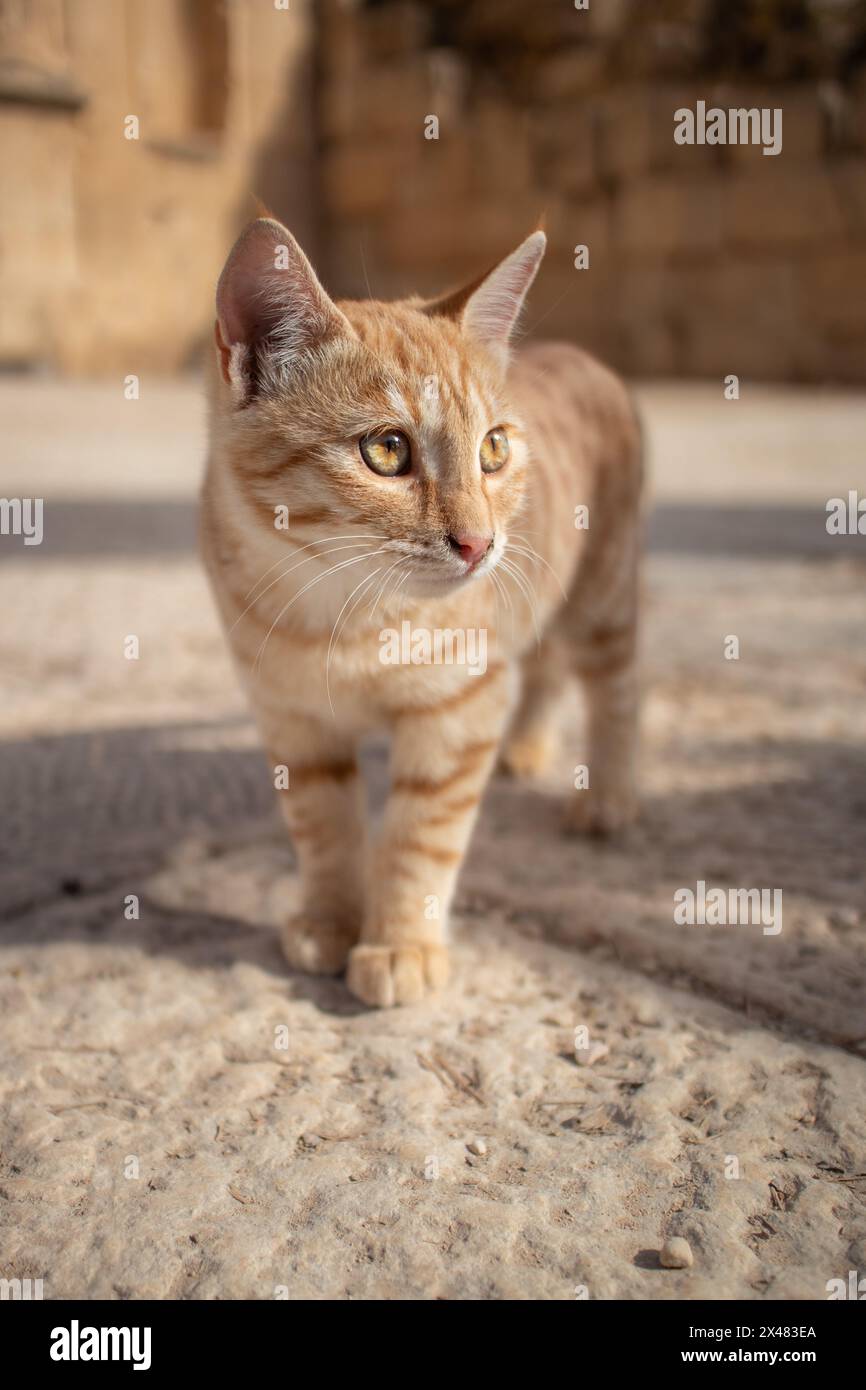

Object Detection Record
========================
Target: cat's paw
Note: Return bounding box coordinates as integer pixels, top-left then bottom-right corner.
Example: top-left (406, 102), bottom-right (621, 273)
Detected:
top-left (564, 786), bottom-right (637, 838)
top-left (346, 942), bottom-right (449, 1008)
top-left (499, 730), bottom-right (558, 779)
top-left (281, 914), bottom-right (358, 976)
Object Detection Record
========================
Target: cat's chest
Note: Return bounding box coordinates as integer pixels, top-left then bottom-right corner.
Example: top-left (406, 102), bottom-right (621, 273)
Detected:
top-left (237, 604), bottom-right (508, 732)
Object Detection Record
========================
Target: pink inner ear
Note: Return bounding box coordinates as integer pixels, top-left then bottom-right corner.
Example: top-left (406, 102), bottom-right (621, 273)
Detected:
top-left (463, 231), bottom-right (547, 350)
top-left (216, 218), bottom-right (353, 370)
top-left (216, 219), bottom-right (290, 349)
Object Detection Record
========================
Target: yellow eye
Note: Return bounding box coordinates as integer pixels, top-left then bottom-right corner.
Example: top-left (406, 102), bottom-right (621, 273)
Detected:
top-left (360, 430), bottom-right (411, 477)
top-left (480, 428), bottom-right (510, 474)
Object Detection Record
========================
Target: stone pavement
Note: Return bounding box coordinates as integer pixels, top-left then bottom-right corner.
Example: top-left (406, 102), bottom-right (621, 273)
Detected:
top-left (1, 376), bottom-right (865, 1300)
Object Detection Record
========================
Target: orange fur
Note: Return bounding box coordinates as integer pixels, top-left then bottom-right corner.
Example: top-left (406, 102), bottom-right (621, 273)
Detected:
top-left (201, 219), bottom-right (642, 1007)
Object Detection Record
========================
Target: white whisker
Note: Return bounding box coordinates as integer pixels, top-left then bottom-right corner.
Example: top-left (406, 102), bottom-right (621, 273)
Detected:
top-left (506, 536), bottom-right (568, 600)
top-left (394, 567), bottom-right (412, 625)
top-left (231, 539), bottom-right (377, 635)
top-left (243, 533), bottom-right (386, 602)
top-left (253, 547), bottom-right (387, 674)
top-left (369, 556), bottom-right (409, 622)
top-left (326, 567), bottom-right (385, 715)
top-left (488, 567), bottom-right (513, 644)
top-left (499, 555), bottom-right (541, 644)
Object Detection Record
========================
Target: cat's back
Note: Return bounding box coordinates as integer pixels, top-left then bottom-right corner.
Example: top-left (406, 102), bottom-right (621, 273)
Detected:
top-left (505, 340), bottom-right (642, 584)
top-left (508, 339), bottom-right (638, 452)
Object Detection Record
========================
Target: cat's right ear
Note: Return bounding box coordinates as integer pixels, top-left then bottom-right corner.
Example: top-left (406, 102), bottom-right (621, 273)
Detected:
top-left (215, 218), bottom-right (352, 403)
top-left (422, 231), bottom-right (546, 366)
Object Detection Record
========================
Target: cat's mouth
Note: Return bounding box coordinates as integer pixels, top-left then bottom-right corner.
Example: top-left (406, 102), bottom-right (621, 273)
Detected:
top-left (383, 536), bottom-right (501, 595)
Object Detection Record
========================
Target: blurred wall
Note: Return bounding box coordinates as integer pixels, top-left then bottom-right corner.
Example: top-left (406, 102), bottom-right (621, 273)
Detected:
top-left (0, 0), bottom-right (314, 373)
top-left (1, 0), bottom-right (865, 382)
top-left (319, 0), bottom-right (866, 383)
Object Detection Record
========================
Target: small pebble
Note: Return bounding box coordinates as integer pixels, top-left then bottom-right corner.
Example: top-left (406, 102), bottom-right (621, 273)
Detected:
top-left (301, 1131), bottom-right (321, 1149)
top-left (660, 1237), bottom-right (693, 1269)
top-left (467, 1138), bottom-right (487, 1156)
top-left (634, 1000), bottom-right (660, 1027)
top-left (575, 1040), bottom-right (609, 1068)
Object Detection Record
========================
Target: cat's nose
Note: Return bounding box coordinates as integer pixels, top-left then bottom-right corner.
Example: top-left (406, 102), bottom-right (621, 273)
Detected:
top-left (447, 532), bottom-right (494, 570)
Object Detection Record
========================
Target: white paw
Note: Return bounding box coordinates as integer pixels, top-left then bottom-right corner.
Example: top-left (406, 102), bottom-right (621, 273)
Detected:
top-left (499, 730), bottom-right (558, 779)
top-left (564, 786), bottom-right (638, 837)
top-left (346, 942), bottom-right (449, 1008)
top-left (281, 914), bottom-right (358, 976)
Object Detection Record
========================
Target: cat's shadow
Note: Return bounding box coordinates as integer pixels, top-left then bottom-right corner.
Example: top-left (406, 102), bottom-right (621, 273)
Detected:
top-left (1, 717), bottom-right (864, 1024)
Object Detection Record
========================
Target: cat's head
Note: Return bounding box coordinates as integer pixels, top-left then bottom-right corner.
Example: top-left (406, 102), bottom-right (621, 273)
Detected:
top-left (212, 217), bottom-right (545, 597)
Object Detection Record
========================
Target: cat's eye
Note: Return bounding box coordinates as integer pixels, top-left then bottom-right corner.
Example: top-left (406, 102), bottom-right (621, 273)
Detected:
top-left (480, 428), bottom-right (510, 474)
top-left (360, 430), bottom-right (411, 477)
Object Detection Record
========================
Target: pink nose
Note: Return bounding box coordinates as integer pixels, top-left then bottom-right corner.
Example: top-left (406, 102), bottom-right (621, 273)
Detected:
top-left (448, 533), bottom-right (493, 570)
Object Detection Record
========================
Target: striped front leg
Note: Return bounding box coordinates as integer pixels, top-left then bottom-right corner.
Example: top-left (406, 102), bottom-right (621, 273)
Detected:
top-left (347, 667), bottom-right (509, 1007)
top-left (263, 712), bottom-right (366, 975)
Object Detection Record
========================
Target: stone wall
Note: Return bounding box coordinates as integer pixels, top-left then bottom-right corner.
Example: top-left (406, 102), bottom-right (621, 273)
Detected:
top-left (318, 0), bottom-right (866, 383)
top-left (3, 0), bottom-right (864, 381)
top-left (0, 0), bottom-right (314, 373)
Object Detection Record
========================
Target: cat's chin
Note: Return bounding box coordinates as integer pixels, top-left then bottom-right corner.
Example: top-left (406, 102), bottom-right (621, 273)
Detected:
top-left (402, 567), bottom-right (487, 599)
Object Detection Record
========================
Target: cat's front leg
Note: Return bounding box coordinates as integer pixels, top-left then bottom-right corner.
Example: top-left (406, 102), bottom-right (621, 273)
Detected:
top-left (261, 710), bottom-right (366, 975)
top-left (347, 668), bottom-right (509, 1007)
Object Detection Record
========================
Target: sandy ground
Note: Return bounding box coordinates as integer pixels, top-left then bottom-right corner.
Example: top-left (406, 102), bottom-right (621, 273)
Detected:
top-left (1, 376), bottom-right (865, 1301)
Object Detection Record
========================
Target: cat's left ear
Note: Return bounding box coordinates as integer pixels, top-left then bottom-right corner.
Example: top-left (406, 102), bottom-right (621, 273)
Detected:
top-left (424, 231), bottom-right (546, 364)
top-left (215, 217), bottom-right (353, 403)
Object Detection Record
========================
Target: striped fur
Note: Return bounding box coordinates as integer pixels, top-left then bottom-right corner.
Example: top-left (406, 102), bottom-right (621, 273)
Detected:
top-left (201, 220), bottom-right (642, 1007)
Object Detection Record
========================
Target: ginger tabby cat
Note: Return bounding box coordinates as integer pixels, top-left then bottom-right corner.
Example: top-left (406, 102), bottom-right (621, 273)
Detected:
top-left (201, 218), bottom-right (642, 1008)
